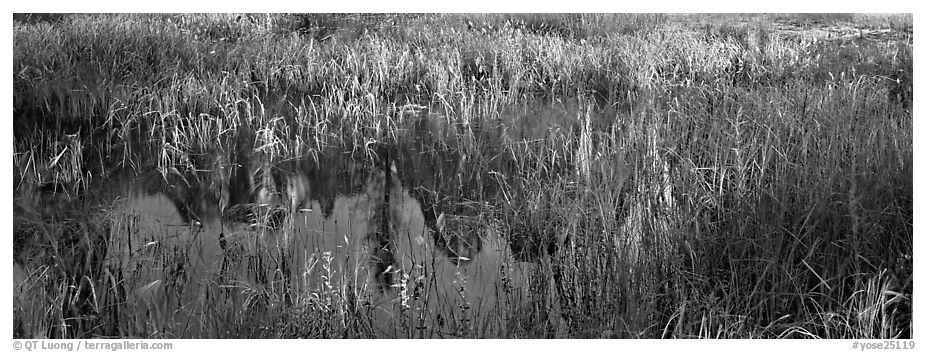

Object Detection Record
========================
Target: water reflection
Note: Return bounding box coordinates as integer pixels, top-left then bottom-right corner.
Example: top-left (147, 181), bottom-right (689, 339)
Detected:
top-left (103, 138), bottom-right (542, 337)
top-left (13, 96), bottom-right (638, 337)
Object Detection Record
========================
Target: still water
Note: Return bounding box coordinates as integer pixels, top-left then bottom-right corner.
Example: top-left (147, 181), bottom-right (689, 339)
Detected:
top-left (14, 103), bottom-right (631, 338)
top-left (101, 143), bottom-right (542, 337)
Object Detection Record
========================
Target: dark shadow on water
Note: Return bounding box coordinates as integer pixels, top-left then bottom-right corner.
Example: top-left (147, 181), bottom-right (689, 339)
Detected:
top-left (13, 106), bottom-right (609, 337)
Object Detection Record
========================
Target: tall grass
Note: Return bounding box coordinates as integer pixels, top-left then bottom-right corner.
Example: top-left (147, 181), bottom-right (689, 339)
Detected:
top-left (13, 13), bottom-right (912, 338)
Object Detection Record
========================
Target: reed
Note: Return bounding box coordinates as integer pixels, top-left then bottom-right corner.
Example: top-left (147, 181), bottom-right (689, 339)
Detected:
top-left (13, 13), bottom-right (912, 338)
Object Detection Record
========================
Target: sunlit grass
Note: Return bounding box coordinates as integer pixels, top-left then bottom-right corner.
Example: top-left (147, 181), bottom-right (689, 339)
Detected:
top-left (13, 13), bottom-right (912, 338)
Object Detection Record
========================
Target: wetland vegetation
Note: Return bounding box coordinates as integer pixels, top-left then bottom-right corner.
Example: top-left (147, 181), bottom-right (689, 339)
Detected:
top-left (12, 13), bottom-right (913, 338)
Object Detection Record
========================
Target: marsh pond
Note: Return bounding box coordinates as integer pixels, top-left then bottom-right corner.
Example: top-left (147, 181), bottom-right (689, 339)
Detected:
top-left (14, 104), bottom-right (636, 338)
top-left (14, 13), bottom-right (912, 339)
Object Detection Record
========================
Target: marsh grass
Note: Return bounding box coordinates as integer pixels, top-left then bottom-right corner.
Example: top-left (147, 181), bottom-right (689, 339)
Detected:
top-left (13, 13), bottom-right (912, 338)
